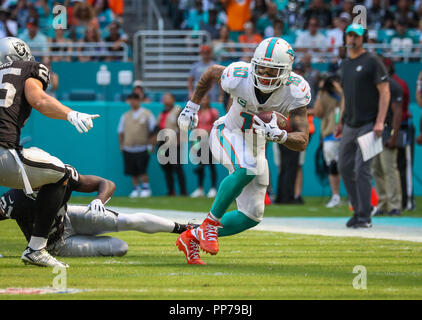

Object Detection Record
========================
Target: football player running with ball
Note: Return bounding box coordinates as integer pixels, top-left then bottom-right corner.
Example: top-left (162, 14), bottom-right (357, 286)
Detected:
top-left (176, 37), bottom-right (311, 264)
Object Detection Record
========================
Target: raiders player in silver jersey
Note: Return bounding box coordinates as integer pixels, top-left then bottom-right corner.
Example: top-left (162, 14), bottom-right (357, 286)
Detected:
top-left (0, 37), bottom-right (100, 267)
top-left (0, 165), bottom-right (193, 260)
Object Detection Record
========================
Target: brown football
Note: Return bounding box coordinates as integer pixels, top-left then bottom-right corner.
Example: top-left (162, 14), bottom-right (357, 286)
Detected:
top-left (255, 111), bottom-right (291, 132)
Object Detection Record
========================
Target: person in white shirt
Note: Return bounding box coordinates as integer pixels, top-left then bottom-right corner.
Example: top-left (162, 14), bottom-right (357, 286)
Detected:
top-left (327, 13), bottom-right (350, 55)
top-left (295, 17), bottom-right (330, 62)
top-left (0, 7), bottom-right (17, 38)
top-left (18, 17), bottom-right (49, 61)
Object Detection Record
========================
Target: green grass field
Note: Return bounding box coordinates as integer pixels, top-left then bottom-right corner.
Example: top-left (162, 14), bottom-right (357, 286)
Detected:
top-left (1, 197), bottom-right (422, 300)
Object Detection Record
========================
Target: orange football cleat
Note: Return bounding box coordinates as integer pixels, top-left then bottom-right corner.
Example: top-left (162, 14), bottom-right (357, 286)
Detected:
top-left (175, 226), bottom-right (206, 265)
top-left (197, 217), bottom-right (222, 255)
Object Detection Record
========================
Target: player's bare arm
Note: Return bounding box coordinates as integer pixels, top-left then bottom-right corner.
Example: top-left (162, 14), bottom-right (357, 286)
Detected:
top-left (76, 175), bottom-right (116, 205)
top-left (24, 78), bottom-right (71, 120)
top-left (179, 65), bottom-right (226, 130)
top-left (25, 78), bottom-right (100, 133)
top-left (284, 106), bottom-right (309, 152)
top-left (191, 65), bottom-right (225, 104)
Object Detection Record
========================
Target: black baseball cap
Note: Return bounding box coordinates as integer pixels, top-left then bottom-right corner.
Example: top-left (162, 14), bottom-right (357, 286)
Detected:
top-left (126, 92), bottom-right (141, 100)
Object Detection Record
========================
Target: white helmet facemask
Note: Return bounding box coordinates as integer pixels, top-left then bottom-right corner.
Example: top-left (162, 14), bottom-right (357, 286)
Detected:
top-left (251, 37), bottom-right (295, 93)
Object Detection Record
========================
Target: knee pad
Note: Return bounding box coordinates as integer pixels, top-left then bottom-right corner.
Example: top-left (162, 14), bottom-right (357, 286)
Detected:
top-left (328, 161), bottom-right (338, 175)
top-left (110, 238), bottom-right (128, 257)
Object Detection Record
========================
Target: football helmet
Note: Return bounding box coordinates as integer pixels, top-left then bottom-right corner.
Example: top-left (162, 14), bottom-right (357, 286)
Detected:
top-left (251, 37), bottom-right (295, 93)
top-left (0, 37), bottom-right (34, 64)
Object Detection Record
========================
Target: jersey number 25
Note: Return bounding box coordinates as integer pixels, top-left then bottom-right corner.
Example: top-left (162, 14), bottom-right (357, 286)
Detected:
top-left (0, 67), bottom-right (22, 108)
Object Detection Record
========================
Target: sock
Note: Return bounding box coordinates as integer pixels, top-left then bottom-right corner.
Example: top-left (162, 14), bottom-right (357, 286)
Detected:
top-left (33, 180), bottom-right (67, 238)
top-left (207, 212), bottom-right (220, 222)
top-left (28, 236), bottom-right (48, 250)
top-left (218, 210), bottom-right (259, 237)
top-left (172, 222), bottom-right (183, 233)
top-left (210, 168), bottom-right (255, 219)
top-left (142, 183), bottom-right (150, 190)
top-left (117, 213), bottom-right (174, 233)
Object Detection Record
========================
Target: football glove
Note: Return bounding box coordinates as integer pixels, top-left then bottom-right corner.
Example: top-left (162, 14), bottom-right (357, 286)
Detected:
top-left (253, 113), bottom-right (288, 143)
top-left (178, 101), bottom-right (199, 131)
top-left (87, 199), bottom-right (106, 215)
top-left (67, 111), bottom-right (100, 133)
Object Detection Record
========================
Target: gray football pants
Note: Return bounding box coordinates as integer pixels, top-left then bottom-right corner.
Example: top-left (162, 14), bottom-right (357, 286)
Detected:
top-left (338, 123), bottom-right (373, 221)
top-left (54, 206), bottom-right (128, 257)
top-left (52, 205), bottom-right (176, 257)
top-left (0, 146), bottom-right (66, 193)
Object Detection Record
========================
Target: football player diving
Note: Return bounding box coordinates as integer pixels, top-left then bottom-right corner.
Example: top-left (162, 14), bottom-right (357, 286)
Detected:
top-left (0, 37), bottom-right (100, 267)
top-left (176, 37), bottom-right (311, 264)
top-left (0, 165), bottom-right (194, 264)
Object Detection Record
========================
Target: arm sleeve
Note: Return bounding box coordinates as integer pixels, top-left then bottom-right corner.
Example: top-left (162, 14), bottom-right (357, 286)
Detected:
top-left (373, 56), bottom-right (389, 84)
top-left (117, 114), bottom-right (125, 134)
top-left (289, 77), bottom-right (312, 109)
top-left (64, 165), bottom-right (81, 190)
top-left (27, 61), bottom-right (50, 90)
top-left (390, 81), bottom-right (403, 104)
top-left (220, 61), bottom-right (249, 95)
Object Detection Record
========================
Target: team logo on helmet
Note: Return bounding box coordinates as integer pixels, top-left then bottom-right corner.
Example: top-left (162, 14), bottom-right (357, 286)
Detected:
top-left (13, 41), bottom-right (27, 57)
top-left (286, 48), bottom-right (295, 62)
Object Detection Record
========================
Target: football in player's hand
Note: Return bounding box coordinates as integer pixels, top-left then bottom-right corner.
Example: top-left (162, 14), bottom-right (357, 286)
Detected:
top-left (255, 111), bottom-right (290, 132)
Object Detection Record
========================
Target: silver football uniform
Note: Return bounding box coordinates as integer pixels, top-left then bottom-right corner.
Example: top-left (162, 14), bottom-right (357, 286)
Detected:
top-left (0, 37), bottom-right (65, 195)
top-left (0, 147), bottom-right (66, 194)
top-left (48, 205), bottom-right (128, 257)
top-left (0, 37), bottom-right (34, 64)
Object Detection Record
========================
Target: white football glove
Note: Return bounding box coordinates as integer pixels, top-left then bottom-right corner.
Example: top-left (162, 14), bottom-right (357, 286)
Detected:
top-left (253, 113), bottom-right (288, 143)
top-left (87, 199), bottom-right (106, 215)
top-left (178, 101), bottom-right (199, 131)
top-left (67, 111), bottom-right (100, 133)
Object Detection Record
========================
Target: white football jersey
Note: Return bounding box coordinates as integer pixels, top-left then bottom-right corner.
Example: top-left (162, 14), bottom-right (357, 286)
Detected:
top-left (219, 61), bottom-right (311, 131)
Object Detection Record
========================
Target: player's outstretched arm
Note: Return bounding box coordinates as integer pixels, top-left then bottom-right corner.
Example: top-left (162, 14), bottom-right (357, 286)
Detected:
top-left (24, 78), bottom-right (100, 133)
top-left (76, 175), bottom-right (116, 215)
top-left (178, 65), bottom-right (225, 131)
top-left (284, 106), bottom-right (309, 152)
top-left (76, 175), bottom-right (116, 204)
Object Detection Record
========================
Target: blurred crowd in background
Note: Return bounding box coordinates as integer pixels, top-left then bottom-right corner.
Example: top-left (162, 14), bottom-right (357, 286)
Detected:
top-left (0, 0), bottom-right (127, 61)
top-left (165, 0), bottom-right (422, 65)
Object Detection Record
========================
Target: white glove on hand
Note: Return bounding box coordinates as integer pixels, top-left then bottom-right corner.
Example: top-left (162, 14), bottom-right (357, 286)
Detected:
top-left (253, 113), bottom-right (288, 143)
top-left (67, 111), bottom-right (100, 133)
top-left (87, 199), bottom-right (106, 215)
top-left (178, 101), bottom-right (200, 131)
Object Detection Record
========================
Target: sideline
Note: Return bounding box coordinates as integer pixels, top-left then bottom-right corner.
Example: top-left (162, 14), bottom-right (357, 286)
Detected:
top-left (106, 206), bottom-right (422, 243)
